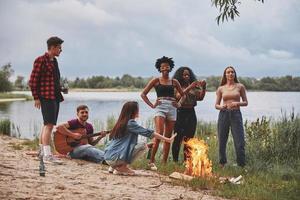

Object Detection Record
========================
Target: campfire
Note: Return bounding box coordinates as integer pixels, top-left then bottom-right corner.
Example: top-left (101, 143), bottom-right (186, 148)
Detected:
top-left (184, 138), bottom-right (212, 177)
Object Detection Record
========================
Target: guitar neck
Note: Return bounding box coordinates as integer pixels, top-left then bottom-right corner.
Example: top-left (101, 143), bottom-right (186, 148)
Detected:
top-left (82, 132), bottom-right (102, 139)
top-left (82, 131), bottom-right (109, 139)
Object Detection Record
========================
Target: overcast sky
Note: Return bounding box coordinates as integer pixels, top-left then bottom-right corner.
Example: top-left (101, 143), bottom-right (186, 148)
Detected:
top-left (0, 0), bottom-right (299, 80)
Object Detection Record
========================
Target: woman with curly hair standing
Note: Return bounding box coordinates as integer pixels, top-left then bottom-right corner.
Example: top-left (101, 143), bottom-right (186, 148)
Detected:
top-left (172, 66), bottom-right (206, 162)
top-left (141, 56), bottom-right (184, 170)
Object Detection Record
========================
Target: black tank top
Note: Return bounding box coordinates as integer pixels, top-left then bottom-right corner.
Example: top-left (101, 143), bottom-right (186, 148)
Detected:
top-left (154, 79), bottom-right (175, 98)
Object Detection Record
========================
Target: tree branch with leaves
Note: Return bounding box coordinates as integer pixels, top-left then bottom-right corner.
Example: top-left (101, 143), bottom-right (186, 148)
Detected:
top-left (212, 0), bottom-right (264, 25)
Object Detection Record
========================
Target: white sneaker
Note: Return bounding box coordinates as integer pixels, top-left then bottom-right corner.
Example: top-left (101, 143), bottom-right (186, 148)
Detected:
top-left (148, 163), bottom-right (157, 171)
top-left (108, 166), bottom-right (114, 173)
top-left (43, 155), bottom-right (63, 165)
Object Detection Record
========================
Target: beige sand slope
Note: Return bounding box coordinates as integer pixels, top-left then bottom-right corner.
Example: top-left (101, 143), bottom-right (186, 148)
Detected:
top-left (0, 135), bottom-right (225, 200)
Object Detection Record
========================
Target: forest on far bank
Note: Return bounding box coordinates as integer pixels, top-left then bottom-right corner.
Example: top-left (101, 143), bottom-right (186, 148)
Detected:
top-left (1, 63), bottom-right (300, 92)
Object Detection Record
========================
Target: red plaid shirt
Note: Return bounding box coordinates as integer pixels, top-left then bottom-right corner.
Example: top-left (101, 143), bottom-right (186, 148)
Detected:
top-left (29, 52), bottom-right (64, 101)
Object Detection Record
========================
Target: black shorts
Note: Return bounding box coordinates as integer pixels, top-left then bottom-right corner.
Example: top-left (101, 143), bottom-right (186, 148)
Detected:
top-left (40, 98), bottom-right (60, 125)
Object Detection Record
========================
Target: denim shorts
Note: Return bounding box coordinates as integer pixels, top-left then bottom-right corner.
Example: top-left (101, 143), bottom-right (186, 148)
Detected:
top-left (154, 100), bottom-right (177, 121)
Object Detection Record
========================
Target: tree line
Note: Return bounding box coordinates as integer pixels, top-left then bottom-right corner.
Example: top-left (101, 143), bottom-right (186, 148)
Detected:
top-left (53, 75), bottom-right (300, 92)
top-left (1, 63), bottom-right (300, 92)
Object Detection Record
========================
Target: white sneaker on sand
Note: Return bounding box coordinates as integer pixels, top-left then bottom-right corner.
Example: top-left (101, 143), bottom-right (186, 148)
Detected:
top-left (108, 166), bottom-right (114, 173)
top-left (148, 163), bottom-right (157, 171)
top-left (43, 155), bottom-right (63, 165)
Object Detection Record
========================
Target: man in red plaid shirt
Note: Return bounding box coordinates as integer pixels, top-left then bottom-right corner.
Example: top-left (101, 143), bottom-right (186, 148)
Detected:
top-left (29, 36), bottom-right (64, 164)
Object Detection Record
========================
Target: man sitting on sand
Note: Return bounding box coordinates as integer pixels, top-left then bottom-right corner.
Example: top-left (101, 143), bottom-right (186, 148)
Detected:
top-left (56, 105), bottom-right (108, 163)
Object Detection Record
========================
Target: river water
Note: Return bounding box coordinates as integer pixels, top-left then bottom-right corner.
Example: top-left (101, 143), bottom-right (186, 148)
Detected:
top-left (0, 91), bottom-right (299, 139)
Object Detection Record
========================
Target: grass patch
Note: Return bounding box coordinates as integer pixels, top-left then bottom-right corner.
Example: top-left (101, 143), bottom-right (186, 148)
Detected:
top-left (131, 157), bottom-right (299, 200)
top-left (130, 112), bottom-right (300, 200)
top-left (8, 142), bottom-right (24, 150)
top-left (22, 137), bottom-right (39, 150)
top-left (0, 92), bottom-right (32, 100)
top-left (0, 118), bottom-right (10, 135)
top-left (213, 168), bottom-right (300, 200)
top-left (7, 137), bottom-right (39, 151)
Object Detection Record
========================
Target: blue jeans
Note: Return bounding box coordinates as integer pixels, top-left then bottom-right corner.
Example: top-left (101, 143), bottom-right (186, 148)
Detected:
top-left (217, 109), bottom-right (245, 166)
top-left (69, 144), bottom-right (105, 163)
top-left (106, 143), bottom-right (146, 167)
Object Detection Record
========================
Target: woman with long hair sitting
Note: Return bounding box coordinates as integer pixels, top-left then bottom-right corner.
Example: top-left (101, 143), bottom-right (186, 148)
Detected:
top-left (104, 101), bottom-right (176, 175)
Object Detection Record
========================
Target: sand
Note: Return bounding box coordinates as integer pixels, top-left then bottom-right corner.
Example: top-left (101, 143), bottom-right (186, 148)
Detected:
top-left (0, 98), bottom-right (27, 102)
top-left (0, 135), bottom-right (225, 200)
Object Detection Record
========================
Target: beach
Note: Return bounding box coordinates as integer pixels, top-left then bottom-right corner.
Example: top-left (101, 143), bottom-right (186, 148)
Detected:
top-left (0, 135), bottom-right (225, 200)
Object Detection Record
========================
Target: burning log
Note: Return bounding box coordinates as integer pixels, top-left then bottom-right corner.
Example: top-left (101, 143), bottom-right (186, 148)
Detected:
top-left (169, 172), bottom-right (193, 181)
top-left (169, 138), bottom-right (213, 181)
top-left (184, 138), bottom-right (212, 178)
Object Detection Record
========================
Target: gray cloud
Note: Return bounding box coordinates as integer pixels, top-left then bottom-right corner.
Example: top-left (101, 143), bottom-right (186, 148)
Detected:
top-left (0, 0), bottom-right (299, 80)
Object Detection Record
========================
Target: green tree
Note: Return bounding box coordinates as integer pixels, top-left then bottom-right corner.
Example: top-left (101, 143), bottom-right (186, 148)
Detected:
top-left (0, 63), bottom-right (14, 92)
top-left (14, 75), bottom-right (25, 90)
top-left (291, 77), bottom-right (300, 91)
top-left (206, 76), bottom-right (221, 90)
top-left (67, 74), bottom-right (300, 91)
top-left (277, 75), bottom-right (292, 91)
top-left (121, 74), bottom-right (135, 87)
top-left (239, 77), bottom-right (257, 90)
top-left (96, 77), bottom-right (113, 88)
top-left (134, 76), bottom-right (147, 88)
top-left (258, 77), bottom-right (280, 91)
top-left (86, 76), bottom-right (105, 88)
top-left (212, 0), bottom-right (264, 25)
top-left (71, 77), bottom-right (87, 88)
top-left (112, 77), bottom-right (121, 87)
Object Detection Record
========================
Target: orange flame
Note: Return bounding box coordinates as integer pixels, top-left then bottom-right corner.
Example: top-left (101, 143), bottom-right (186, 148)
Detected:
top-left (184, 138), bottom-right (212, 177)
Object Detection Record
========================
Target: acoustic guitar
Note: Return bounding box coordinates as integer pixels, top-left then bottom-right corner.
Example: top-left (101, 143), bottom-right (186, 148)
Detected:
top-left (54, 128), bottom-right (109, 155)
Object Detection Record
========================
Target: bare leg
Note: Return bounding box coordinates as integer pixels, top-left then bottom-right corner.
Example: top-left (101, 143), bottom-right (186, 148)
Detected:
top-left (39, 126), bottom-right (44, 145)
top-left (150, 116), bottom-right (165, 163)
top-left (41, 123), bottom-right (63, 163)
top-left (162, 120), bottom-right (175, 163)
top-left (42, 124), bottom-right (54, 145)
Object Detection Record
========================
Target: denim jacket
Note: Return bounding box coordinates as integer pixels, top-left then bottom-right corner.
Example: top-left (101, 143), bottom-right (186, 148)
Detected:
top-left (104, 119), bottom-right (154, 163)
